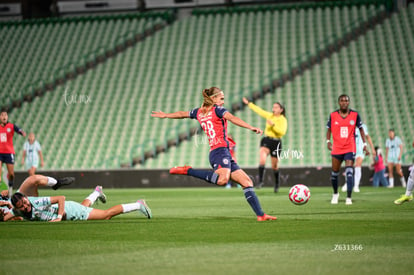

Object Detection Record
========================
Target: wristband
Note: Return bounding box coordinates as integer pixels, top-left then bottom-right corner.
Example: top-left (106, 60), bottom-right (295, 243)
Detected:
top-left (363, 143), bottom-right (367, 147)
top-left (57, 214), bottom-right (62, 219)
top-left (326, 140), bottom-right (331, 143)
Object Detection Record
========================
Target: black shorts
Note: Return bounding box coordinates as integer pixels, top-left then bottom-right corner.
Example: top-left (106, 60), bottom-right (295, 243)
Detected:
top-left (332, 152), bottom-right (355, 162)
top-left (260, 137), bottom-right (282, 158)
top-left (209, 147), bottom-right (240, 172)
top-left (0, 153), bottom-right (15, 164)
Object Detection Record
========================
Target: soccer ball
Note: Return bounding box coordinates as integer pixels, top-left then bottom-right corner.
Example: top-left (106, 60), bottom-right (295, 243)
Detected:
top-left (288, 184), bottom-right (311, 205)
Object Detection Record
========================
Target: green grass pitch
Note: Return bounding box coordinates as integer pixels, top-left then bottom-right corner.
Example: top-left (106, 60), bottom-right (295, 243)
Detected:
top-left (1, 186), bottom-right (413, 275)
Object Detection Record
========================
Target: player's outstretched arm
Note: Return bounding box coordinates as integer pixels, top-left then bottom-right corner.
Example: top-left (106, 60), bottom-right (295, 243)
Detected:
top-left (224, 112), bottom-right (263, 135)
top-left (151, 111), bottom-right (190, 119)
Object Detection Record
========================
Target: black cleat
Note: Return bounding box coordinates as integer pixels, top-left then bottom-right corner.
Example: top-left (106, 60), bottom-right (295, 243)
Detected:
top-left (53, 177), bottom-right (75, 190)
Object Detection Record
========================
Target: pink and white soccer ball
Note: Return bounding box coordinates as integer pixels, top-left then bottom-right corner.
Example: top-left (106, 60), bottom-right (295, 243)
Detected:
top-left (288, 184), bottom-right (311, 205)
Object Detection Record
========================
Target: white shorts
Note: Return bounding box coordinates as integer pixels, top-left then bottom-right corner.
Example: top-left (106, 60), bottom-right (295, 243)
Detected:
top-left (25, 160), bottom-right (39, 170)
top-left (387, 156), bottom-right (401, 164)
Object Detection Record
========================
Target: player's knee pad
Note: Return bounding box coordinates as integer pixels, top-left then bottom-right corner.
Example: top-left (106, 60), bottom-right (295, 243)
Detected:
top-left (331, 171), bottom-right (339, 181)
top-left (211, 172), bottom-right (220, 185)
top-left (345, 166), bottom-right (354, 178)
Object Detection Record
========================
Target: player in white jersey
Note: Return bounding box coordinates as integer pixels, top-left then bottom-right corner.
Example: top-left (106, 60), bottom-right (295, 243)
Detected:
top-left (385, 129), bottom-right (406, 188)
top-left (3, 187), bottom-right (152, 221)
top-left (341, 123), bottom-right (375, 192)
top-left (0, 175), bottom-right (76, 220)
top-left (21, 132), bottom-right (44, 176)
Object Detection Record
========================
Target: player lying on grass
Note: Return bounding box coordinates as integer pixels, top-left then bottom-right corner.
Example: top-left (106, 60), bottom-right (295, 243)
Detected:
top-left (1, 186), bottom-right (152, 222)
top-left (0, 174), bottom-right (75, 220)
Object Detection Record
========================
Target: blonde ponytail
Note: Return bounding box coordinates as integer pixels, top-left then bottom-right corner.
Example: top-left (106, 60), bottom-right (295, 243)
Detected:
top-left (202, 89), bottom-right (214, 108)
top-left (201, 87), bottom-right (222, 114)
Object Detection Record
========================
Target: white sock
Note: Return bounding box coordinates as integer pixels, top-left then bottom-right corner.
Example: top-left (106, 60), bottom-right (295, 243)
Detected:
top-left (121, 202), bottom-right (140, 213)
top-left (354, 167), bottom-right (361, 188)
top-left (46, 176), bottom-right (58, 187)
top-left (8, 186), bottom-right (12, 196)
top-left (400, 177), bottom-right (407, 187)
top-left (405, 170), bottom-right (414, 196)
top-left (86, 191), bottom-right (100, 205)
top-left (389, 178), bottom-right (394, 187)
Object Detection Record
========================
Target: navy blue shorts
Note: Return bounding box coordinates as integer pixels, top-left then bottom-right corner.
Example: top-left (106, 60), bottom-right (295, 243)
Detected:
top-left (0, 154), bottom-right (14, 164)
top-left (209, 147), bottom-right (240, 172)
top-left (332, 152), bottom-right (355, 162)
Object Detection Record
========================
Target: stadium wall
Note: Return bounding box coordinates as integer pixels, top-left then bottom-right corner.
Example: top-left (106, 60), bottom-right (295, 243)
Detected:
top-left (14, 166), bottom-right (411, 189)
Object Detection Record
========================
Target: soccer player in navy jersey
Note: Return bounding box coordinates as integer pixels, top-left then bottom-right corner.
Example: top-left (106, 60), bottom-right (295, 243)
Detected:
top-left (152, 87), bottom-right (276, 221)
top-left (0, 111), bottom-right (26, 196)
top-left (326, 95), bottom-right (368, 205)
